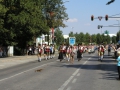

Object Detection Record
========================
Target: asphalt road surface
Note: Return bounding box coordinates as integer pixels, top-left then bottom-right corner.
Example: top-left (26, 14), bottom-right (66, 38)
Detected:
top-left (0, 51), bottom-right (120, 90)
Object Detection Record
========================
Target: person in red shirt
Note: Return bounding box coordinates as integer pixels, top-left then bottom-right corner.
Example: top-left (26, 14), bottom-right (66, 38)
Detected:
top-left (37, 44), bottom-right (43, 62)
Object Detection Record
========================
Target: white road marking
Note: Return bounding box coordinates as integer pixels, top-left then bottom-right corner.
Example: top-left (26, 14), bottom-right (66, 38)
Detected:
top-left (72, 69), bottom-right (79, 76)
top-left (58, 76), bottom-right (74, 90)
top-left (58, 58), bottom-right (91, 90)
top-left (72, 78), bottom-right (77, 83)
top-left (0, 62), bottom-right (55, 82)
top-left (66, 87), bottom-right (71, 90)
top-left (77, 73), bottom-right (80, 76)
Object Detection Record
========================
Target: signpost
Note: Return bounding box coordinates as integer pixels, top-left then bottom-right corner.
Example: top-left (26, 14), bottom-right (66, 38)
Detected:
top-left (104, 30), bottom-right (109, 35)
top-left (69, 37), bottom-right (76, 45)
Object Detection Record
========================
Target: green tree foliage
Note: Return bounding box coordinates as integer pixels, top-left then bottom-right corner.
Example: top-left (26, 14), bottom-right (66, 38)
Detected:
top-left (116, 31), bottom-right (120, 42)
top-left (79, 32), bottom-right (85, 43)
top-left (96, 33), bottom-right (102, 44)
top-left (69, 31), bottom-right (114, 45)
top-left (84, 33), bottom-right (90, 44)
top-left (69, 31), bottom-right (74, 37)
top-left (54, 28), bottom-right (64, 45)
top-left (42, 0), bottom-right (68, 29)
top-left (0, 0), bottom-right (68, 55)
top-left (112, 36), bottom-right (117, 43)
top-left (91, 34), bottom-right (96, 43)
top-left (0, 0), bottom-right (49, 47)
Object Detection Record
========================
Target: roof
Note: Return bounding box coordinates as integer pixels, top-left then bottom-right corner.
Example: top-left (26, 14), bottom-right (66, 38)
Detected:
top-left (63, 35), bottom-right (69, 39)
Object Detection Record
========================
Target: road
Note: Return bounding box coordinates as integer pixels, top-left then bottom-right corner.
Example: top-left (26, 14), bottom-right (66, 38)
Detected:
top-left (0, 51), bottom-right (119, 90)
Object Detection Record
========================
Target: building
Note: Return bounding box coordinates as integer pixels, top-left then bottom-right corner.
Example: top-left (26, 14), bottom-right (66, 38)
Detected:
top-left (104, 34), bottom-right (116, 37)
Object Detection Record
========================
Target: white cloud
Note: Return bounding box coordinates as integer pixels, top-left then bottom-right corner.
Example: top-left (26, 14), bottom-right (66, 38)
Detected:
top-left (66, 18), bottom-right (78, 22)
top-left (84, 23), bottom-right (91, 26)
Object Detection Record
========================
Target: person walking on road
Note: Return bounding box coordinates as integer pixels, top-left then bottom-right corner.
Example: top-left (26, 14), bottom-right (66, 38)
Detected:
top-left (116, 51), bottom-right (120, 80)
top-left (43, 44), bottom-right (47, 60)
top-left (70, 46), bottom-right (75, 64)
top-left (77, 44), bottom-right (83, 61)
top-left (108, 44), bottom-right (111, 56)
top-left (98, 45), bottom-right (104, 61)
top-left (58, 44), bottom-right (64, 62)
top-left (66, 45), bottom-right (71, 62)
top-left (37, 44), bottom-right (43, 62)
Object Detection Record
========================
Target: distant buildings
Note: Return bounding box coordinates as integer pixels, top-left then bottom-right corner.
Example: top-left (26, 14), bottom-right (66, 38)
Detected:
top-left (104, 34), bottom-right (116, 37)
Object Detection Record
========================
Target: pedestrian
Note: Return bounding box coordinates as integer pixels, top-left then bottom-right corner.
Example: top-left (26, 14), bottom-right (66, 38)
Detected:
top-left (70, 46), bottom-right (75, 64)
top-left (98, 45), bottom-right (104, 61)
top-left (0, 46), bottom-right (3, 57)
top-left (108, 44), bottom-right (111, 56)
top-left (66, 45), bottom-right (71, 61)
top-left (77, 44), bottom-right (83, 61)
top-left (58, 44), bottom-right (64, 62)
top-left (50, 44), bottom-right (53, 59)
top-left (28, 45), bottom-right (32, 55)
top-left (116, 51), bottom-right (120, 80)
top-left (46, 44), bottom-right (50, 60)
top-left (43, 44), bottom-right (47, 60)
top-left (52, 44), bottom-right (55, 58)
top-left (37, 44), bottom-right (42, 62)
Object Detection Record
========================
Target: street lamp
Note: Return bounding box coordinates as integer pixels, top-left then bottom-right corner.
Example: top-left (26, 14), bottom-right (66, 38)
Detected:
top-left (116, 20), bottom-right (120, 41)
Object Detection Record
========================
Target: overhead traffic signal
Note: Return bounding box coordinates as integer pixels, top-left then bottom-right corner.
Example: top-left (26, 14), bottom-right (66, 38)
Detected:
top-left (98, 25), bottom-right (100, 29)
top-left (91, 15), bottom-right (94, 21)
top-left (105, 15), bottom-right (108, 21)
top-left (98, 25), bottom-right (103, 29)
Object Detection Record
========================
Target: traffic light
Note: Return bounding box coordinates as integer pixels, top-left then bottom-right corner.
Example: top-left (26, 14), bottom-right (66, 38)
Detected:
top-left (98, 25), bottom-right (103, 29)
top-left (91, 15), bottom-right (94, 21)
top-left (98, 25), bottom-right (100, 29)
top-left (105, 15), bottom-right (108, 21)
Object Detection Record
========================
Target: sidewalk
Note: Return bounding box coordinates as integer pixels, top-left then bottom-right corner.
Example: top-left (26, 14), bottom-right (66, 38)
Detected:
top-left (0, 51), bottom-right (58, 69)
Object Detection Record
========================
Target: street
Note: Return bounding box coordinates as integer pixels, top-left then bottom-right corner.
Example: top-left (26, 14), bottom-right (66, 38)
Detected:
top-left (0, 51), bottom-right (120, 90)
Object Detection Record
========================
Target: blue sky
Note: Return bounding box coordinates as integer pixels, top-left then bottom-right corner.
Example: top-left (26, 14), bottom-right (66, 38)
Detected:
top-left (61, 0), bottom-right (120, 35)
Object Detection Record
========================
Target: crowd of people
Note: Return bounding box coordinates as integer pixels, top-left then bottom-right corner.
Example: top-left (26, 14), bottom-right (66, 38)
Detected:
top-left (0, 42), bottom-right (120, 80)
top-left (57, 43), bottom-right (93, 64)
top-left (33, 44), bottom-right (56, 62)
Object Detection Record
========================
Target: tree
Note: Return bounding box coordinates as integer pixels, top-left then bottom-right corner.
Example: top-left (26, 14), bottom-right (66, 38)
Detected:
top-left (84, 33), bottom-right (90, 44)
top-left (69, 31), bottom-right (74, 37)
top-left (0, 0), bottom-right (68, 55)
top-left (112, 36), bottom-right (117, 44)
top-left (54, 28), bottom-right (64, 45)
top-left (43, 0), bottom-right (68, 28)
top-left (116, 31), bottom-right (120, 42)
top-left (74, 32), bottom-right (80, 44)
top-left (91, 34), bottom-right (96, 43)
top-left (78, 32), bottom-right (85, 44)
top-left (96, 33), bottom-right (102, 44)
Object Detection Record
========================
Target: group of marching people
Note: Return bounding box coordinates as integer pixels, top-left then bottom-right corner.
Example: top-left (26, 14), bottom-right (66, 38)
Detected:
top-left (58, 43), bottom-right (84, 64)
top-left (36, 44), bottom-right (55, 62)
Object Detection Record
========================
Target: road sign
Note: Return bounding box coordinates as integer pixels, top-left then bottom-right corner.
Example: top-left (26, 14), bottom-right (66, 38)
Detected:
top-left (69, 37), bottom-right (75, 45)
top-left (104, 30), bottom-right (109, 34)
